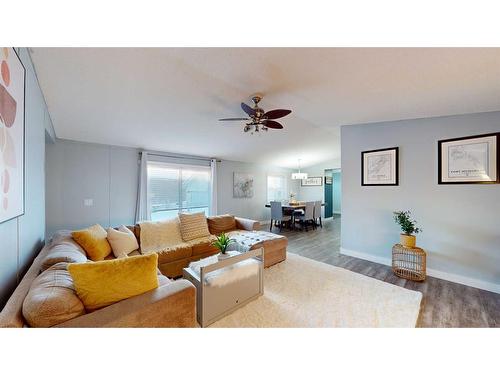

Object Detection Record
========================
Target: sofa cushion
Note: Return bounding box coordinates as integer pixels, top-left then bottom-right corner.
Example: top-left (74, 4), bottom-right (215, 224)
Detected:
top-left (22, 263), bottom-right (86, 328)
top-left (68, 253), bottom-right (159, 311)
top-left (178, 212), bottom-right (211, 241)
top-left (72, 224), bottom-right (112, 261)
top-left (207, 214), bottom-right (237, 235)
top-left (139, 218), bottom-right (184, 254)
top-left (188, 235), bottom-right (218, 256)
top-left (41, 242), bottom-right (88, 272)
top-left (156, 244), bottom-right (193, 264)
top-left (107, 225), bottom-right (139, 258)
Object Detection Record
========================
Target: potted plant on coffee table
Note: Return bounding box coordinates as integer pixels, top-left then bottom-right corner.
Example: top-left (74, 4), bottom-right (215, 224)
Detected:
top-left (212, 232), bottom-right (236, 259)
top-left (393, 210), bottom-right (422, 248)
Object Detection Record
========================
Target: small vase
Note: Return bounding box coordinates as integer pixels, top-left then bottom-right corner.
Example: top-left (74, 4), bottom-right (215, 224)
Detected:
top-left (218, 252), bottom-right (230, 260)
top-left (400, 234), bottom-right (416, 248)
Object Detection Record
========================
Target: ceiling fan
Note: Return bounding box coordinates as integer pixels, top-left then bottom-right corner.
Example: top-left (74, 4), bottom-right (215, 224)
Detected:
top-left (219, 95), bottom-right (292, 134)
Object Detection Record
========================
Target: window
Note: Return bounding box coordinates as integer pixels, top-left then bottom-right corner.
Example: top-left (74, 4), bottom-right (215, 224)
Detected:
top-left (267, 174), bottom-right (287, 203)
top-left (147, 162), bottom-right (211, 221)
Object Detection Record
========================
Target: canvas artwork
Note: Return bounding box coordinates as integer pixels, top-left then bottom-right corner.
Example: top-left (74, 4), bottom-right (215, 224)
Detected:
top-left (233, 172), bottom-right (254, 198)
top-left (438, 133), bottom-right (499, 184)
top-left (0, 48), bottom-right (25, 223)
top-left (361, 147), bottom-right (399, 186)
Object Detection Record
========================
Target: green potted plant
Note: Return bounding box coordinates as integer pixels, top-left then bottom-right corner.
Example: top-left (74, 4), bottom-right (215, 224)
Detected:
top-left (393, 210), bottom-right (422, 248)
top-left (212, 232), bottom-right (236, 259)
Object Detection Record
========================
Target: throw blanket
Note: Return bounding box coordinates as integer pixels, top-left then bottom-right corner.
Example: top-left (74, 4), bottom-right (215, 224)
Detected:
top-left (189, 251), bottom-right (260, 288)
top-left (139, 219), bottom-right (185, 254)
top-left (227, 230), bottom-right (283, 253)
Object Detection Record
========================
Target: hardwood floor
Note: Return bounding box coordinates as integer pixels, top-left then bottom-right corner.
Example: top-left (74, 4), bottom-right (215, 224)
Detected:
top-left (267, 215), bottom-right (500, 327)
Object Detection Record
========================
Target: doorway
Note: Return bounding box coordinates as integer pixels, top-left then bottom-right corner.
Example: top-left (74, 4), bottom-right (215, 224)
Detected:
top-left (324, 168), bottom-right (341, 218)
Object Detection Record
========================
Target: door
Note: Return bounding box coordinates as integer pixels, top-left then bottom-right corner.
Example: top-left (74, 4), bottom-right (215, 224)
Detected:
top-left (324, 169), bottom-right (333, 218)
top-left (332, 170), bottom-right (341, 214)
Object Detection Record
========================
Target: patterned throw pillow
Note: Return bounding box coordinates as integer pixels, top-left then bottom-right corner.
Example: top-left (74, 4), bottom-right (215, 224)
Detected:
top-left (178, 212), bottom-right (211, 241)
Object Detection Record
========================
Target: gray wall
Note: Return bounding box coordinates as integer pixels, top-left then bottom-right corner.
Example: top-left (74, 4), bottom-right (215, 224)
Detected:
top-left (45, 140), bottom-right (299, 237)
top-left (45, 140), bottom-right (139, 236)
top-left (297, 159), bottom-right (341, 216)
top-left (0, 49), bottom-right (52, 308)
top-left (217, 160), bottom-right (299, 222)
top-left (341, 111), bottom-right (500, 292)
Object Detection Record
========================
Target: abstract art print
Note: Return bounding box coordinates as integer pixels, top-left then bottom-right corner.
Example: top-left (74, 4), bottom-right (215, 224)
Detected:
top-left (233, 172), bottom-right (254, 198)
top-left (361, 147), bottom-right (399, 186)
top-left (0, 48), bottom-right (25, 223)
top-left (438, 133), bottom-right (499, 184)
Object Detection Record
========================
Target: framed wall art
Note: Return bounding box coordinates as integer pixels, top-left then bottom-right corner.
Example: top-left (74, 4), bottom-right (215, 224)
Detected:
top-left (0, 47), bottom-right (25, 224)
top-left (233, 172), bottom-right (254, 198)
top-left (301, 176), bottom-right (323, 186)
top-left (361, 147), bottom-right (399, 186)
top-left (438, 133), bottom-right (499, 184)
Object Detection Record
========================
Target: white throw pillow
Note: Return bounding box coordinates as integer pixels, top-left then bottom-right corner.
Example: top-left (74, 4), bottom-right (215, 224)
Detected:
top-left (107, 225), bottom-right (139, 258)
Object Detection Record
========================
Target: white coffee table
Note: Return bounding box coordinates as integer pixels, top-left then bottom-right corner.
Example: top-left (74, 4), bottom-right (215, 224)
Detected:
top-left (183, 248), bottom-right (264, 327)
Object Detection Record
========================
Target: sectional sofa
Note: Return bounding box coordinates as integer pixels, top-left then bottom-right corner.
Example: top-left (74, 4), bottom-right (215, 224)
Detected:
top-left (0, 214), bottom-right (287, 328)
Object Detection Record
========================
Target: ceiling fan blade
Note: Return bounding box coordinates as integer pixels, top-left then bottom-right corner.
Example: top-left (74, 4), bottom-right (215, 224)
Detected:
top-left (262, 120), bottom-right (283, 129)
top-left (241, 102), bottom-right (256, 117)
top-left (219, 118), bottom-right (249, 121)
top-left (264, 109), bottom-right (292, 120)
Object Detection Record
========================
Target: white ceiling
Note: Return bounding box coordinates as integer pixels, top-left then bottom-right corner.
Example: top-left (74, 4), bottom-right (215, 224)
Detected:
top-left (31, 48), bottom-right (500, 168)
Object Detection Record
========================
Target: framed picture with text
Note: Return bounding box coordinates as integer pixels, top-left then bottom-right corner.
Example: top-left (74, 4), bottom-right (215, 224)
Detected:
top-left (361, 147), bottom-right (399, 186)
top-left (438, 133), bottom-right (499, 184)
top-left (301, 176), bottom-right (323, 186)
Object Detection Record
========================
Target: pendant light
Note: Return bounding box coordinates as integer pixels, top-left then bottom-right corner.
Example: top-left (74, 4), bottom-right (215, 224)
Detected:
top-left (291, 159), bottom-right (308, 180)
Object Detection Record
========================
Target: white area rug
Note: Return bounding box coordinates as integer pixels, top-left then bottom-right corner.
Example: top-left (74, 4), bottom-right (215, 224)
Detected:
top-left (210, 253), bottom-right (422, 328)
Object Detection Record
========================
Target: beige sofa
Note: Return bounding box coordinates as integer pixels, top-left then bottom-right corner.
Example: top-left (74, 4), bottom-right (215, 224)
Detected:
top-left (0, 231), bottom-right (196, 328)
top-left (0, 215), bottom-right (287, 328)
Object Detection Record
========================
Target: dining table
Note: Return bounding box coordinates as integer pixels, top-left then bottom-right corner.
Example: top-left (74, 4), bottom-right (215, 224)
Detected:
top-left (264, 202), bottom-right (325, 210)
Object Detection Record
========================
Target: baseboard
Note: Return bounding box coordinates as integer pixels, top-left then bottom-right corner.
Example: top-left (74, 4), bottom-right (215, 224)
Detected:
top-left (340, 247), bottom-right (500, 294)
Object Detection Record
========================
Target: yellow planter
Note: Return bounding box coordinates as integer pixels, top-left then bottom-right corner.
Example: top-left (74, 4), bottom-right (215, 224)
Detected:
top-left (400, 234), bottom-right (416, 248)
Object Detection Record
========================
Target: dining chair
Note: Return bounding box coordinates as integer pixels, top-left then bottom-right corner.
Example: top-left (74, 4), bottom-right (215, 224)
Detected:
top-left (294, 201), bottom-right (315, 232)
top-left (270, 201), bottom-right (292, 232)
top-left (314, 200), bottom-right (322, 228)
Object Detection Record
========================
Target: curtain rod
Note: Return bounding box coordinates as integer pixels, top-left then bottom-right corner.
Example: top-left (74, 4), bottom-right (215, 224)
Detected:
top-left (141, 150), bottom-right (221, 162)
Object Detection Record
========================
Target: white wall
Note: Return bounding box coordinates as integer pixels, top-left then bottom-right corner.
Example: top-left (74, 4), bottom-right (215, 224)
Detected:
top-left (0, 49), bottom-right (52, 308)
top-left (341, 111), bottom-right (500, 293)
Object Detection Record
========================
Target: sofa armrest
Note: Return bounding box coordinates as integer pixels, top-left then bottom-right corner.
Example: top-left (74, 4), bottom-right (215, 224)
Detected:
top-left (55, 279), bottom-right (196, 328)
top-left (235, 217), bottom-right (261, 231)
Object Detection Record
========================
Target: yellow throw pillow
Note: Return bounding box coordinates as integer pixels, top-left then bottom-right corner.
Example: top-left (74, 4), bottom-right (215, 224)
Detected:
top-left (67, 253), bottom-right (159, 311)
top-left (72, 224), bottom-right (112, 261)
top-left (178, 211), bottom-right (211, 241)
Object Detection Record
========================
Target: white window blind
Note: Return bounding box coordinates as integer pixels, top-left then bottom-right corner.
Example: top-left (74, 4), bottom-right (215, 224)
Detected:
top-left (147, 161), bottom-right (211, 221)
top-left (267, 174), bottom-right (287, 203)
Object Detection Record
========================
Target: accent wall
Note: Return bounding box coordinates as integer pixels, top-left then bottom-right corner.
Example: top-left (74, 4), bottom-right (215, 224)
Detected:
top-left (0, 48), bottom-right (53, 308)
top-left (341, 111), bottom-right (500, 293)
